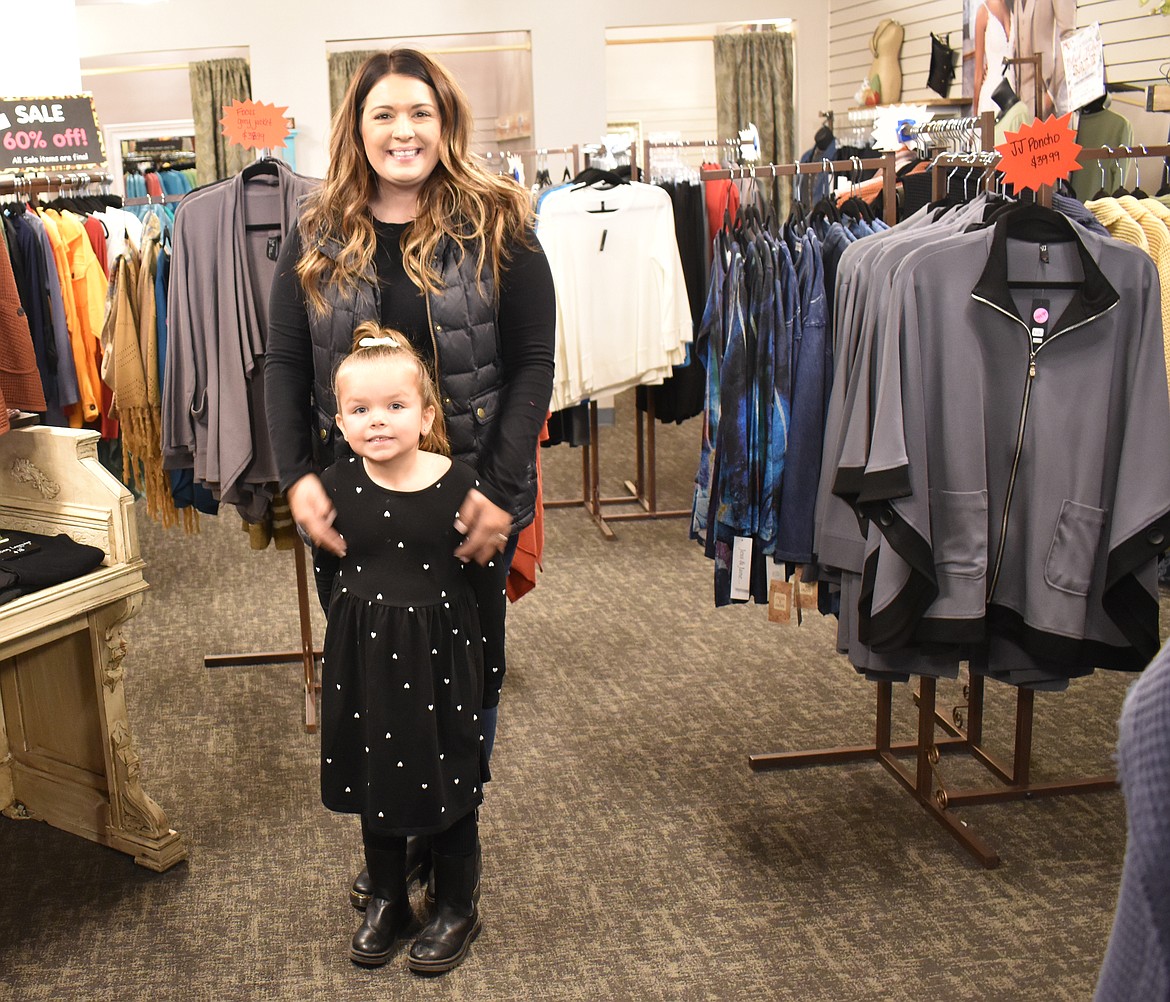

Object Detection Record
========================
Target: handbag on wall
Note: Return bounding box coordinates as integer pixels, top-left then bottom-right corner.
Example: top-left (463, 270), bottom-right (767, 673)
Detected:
top-left (927, 32), bottom-right (956, 98)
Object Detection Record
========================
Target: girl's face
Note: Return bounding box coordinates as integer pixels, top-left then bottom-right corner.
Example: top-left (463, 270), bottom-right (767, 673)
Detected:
top-left (334, 356), bottom-right (435, 465)
top-left (360, 73), bottom-right (443, 205)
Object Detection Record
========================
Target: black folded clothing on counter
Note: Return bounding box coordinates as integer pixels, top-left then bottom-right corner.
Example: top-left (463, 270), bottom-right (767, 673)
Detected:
top-left (0, 529), bottom-right (106, 606)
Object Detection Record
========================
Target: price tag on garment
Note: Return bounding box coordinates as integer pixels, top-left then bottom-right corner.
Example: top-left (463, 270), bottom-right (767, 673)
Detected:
top-left (0, 95), bottom-right (106, 171)
top-left (730, 535), bottom-right (753, 602)
top-left (768, 579), bottom-right (793, 624)
top-left (792, 567), bottom-right (818, 625)
top-left (996, 113), bottom-right (1082, 193)
top-left (219, 99), bottom-right (291, 151)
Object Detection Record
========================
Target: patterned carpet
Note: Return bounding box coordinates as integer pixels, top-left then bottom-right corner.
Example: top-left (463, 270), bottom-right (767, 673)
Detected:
top-left (0, 395), bottom-right (1137, 1001)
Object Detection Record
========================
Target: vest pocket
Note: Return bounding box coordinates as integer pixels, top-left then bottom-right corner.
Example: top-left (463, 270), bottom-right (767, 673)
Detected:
top-left (469, 386), bottom-right (499, 427)
top-left (1044, 500), bottom-right (1106, 596)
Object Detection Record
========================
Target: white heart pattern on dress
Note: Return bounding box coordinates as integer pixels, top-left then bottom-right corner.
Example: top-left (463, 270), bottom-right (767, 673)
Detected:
top-left (398, 542), bottom-right (404, 548)
top-left (421, 783), bottom-right (428, 789)
top-left (356, 487), bottom-right (362, 493)
top-left (423, 563), bottom-right (430, 570)
top-left (370, 631), bottom-right (377, 638)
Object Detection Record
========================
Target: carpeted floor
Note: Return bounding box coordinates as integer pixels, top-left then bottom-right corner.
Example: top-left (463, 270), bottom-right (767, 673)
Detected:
top-left (0, 395), bottom-right (1139, 1001)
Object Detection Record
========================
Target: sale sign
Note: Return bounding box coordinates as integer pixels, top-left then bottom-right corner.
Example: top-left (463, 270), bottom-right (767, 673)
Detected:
top-left (219, 99), bottom-right (290, 151)
top-left (996, 113), bottom-right (1082, 192)
top-left (0, 95), bottom-right (106, 172)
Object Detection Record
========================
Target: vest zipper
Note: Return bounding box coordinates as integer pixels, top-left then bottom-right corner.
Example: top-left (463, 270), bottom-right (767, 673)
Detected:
top-left (424, 291), bottom-right (441, 386)
top-left (973, 295), bottom-right (1119, 599)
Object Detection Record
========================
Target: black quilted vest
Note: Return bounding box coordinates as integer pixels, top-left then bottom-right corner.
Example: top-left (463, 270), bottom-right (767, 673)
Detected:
top-left (306, 234), bottom-right (536, 528)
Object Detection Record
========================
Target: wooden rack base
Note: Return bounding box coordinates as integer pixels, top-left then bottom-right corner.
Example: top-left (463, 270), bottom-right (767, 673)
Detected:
top-left (205, 534), bottom-right (321, 732)
top-left (749, 673), bottom-right (1118, 868)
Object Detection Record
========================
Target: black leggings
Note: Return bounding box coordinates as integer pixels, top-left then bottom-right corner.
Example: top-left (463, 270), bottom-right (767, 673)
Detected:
top-left (362, 808), bottom-right (477, 859)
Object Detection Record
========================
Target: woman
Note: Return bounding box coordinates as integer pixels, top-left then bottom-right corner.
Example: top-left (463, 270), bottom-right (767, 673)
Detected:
top-left (265, 49), bottom-right (555, 972)
top-left (973, 0), bottom-right (1014, 116)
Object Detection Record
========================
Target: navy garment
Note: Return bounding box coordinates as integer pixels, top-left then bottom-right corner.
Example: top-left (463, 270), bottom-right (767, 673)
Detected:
top-left (776, 230), bottom-right (830, 563)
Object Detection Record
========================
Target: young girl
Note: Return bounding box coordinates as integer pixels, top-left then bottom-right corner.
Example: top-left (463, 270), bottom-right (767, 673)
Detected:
top-left (318, 321), bottom-right (485, 974)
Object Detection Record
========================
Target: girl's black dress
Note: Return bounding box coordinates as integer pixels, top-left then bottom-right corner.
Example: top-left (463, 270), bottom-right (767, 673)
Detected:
top-left (319, 455), bottom-right (486, 835)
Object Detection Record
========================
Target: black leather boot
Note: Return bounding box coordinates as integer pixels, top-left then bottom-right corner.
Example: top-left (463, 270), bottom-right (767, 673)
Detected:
top-left (424, 839), bottom-right (481, 909)
top-left (351, 835), bottom-right (431, 911)
top-left (349, 844), bottom-right (413, 966)
top-left (407, 850), bottom-right (481, 974)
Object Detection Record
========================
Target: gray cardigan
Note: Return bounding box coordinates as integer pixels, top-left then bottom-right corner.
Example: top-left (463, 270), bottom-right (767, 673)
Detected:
top-left (1096, 640), bottom-right (1170, 1000)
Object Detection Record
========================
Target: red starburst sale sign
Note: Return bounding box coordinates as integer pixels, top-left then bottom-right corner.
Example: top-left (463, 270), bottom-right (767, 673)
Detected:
top-left (996, 113), bottom-right (1082, 192)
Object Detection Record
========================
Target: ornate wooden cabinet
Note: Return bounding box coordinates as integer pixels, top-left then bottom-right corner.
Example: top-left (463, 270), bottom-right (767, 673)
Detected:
top-left (0, 426), bottom-right (185, 871)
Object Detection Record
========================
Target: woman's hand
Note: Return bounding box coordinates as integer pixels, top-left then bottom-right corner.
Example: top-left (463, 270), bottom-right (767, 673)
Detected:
top-left (288, 473), bottom-right (346, 556)
top-left (454, 489), bottom-right (512, 566)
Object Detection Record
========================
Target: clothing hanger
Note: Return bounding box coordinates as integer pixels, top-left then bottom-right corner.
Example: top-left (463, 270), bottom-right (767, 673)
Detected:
top-left (1130, 147), bottom-right (1150, 200)
top-left (998, 201), bottom-right (1086, 289)
top-left (1110, 146), bottom-right (1133, 198)
top-left (241, 155), bottom-right (283, 181)
top-left (1090, 147), bottom-right (1112, 201)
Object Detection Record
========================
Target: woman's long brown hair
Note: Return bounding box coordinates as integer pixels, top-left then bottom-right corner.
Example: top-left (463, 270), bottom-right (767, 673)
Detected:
top-left (297, 49), bottom-right (533, 315)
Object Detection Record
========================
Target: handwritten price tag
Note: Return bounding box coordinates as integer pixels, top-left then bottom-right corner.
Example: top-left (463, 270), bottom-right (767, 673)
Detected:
top-left (219, 99), bottom-right (290, 151)
top-left (996, 113), bottom-right (1082, 192)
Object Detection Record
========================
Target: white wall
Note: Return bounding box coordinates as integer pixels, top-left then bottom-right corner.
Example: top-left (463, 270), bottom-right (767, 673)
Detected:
top-left (0, 0), bottom-right (81, 94)
top-left (72, 0), bottom-right (827, 179)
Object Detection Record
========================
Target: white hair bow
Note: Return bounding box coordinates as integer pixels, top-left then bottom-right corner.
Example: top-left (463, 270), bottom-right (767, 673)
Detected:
top-left (358, 336), bottom-right (400, 348)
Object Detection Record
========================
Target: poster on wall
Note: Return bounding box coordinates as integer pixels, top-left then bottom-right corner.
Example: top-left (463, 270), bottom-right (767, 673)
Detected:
top-left (0, 95), bottom-right (106, 172)
top-left (962, 0), bottom-right (1077, 120)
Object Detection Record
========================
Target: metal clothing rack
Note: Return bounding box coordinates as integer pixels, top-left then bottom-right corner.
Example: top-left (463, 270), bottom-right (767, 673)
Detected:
top-left (608, 137), bottom-right (742, 528)
top-left (0, 171), bottom-right (114, 197)
top-left (699, 151), bottom-right (900, 227)
top-left (123, 193), bottom-right (185, 207)
top-left (205, 534), bottom-right (321, 733)
top-left (750, 124), bottom-right (1134, 869)
top-left (544, 142), bottom-right (682, 540)
top-left (748, 675), bottom-right (1118, 869)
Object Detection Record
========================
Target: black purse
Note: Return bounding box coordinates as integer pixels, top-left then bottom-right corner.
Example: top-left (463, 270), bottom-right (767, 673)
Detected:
top-left (927, 32), bottom-right (956, 98)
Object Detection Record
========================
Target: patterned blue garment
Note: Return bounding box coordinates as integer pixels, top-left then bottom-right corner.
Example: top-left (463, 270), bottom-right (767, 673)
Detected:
top-left (695, 201), bottom-right (877, 606)
top-left (690, 233), bottom-right (734, 542)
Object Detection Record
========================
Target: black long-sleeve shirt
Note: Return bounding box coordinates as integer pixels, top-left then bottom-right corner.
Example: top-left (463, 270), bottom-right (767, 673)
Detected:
top-left (265, 219), bottom-right (556, 513)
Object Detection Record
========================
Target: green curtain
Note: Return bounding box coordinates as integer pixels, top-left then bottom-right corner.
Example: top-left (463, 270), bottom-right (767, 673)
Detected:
top-left (713, 31), bottom-right (796, 215)
top-left (328, 50), bottom-right (380, 119)
top-left (189, 57), bottom-right (253, 186)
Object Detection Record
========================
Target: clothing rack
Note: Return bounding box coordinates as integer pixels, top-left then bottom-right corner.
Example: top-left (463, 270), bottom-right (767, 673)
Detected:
top-left (0, 172), bottom-right (114, 197)
top-left (123, 193), bottom-right (186, 207)
top-left (699, 152), bottom-right (900, 227)
top-left (1078, 142), bottom-right (1170, 186)
top-left (205, 534), bottom-right (321, 733)
top-left (543, 143), bottom-right (654, 540)
top-left (752, 122), bottom-right (1133, 868)
top-left (585, 137), bottom-right (741, 528)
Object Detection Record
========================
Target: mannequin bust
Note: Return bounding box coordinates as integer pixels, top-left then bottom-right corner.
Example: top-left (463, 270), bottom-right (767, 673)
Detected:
top-left (868, 19), bottom-right (905, 104)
